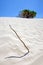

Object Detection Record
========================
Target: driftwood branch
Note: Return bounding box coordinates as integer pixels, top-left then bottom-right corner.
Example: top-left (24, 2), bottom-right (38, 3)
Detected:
top-left (5, 25), bottom-right (29, 58)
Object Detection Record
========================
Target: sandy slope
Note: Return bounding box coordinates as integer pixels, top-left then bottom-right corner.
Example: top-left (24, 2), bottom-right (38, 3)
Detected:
top-left (0, 17), bottom-right (43, 65)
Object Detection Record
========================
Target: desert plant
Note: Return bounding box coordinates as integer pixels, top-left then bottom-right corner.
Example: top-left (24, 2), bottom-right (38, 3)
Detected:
top-left (19, 9), bottom-right (37, 18)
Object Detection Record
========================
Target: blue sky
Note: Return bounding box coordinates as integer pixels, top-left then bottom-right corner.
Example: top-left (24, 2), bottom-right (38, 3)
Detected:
top-left (0, 0), bottom-right (43, 18)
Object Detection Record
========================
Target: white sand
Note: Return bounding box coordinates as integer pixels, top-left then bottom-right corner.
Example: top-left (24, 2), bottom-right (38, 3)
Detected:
top-left (0, 17), bottom-right (43, 65)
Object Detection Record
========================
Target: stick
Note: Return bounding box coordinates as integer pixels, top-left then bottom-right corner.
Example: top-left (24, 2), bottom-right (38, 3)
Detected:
top-left (5, 25), bottom-right (29, 58)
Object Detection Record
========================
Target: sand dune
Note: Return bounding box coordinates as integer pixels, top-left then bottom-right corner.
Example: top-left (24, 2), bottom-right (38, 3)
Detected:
top-left (0, 17), bottom-right (43, 65)
top-left (30, 54), bottom-right (43, 65)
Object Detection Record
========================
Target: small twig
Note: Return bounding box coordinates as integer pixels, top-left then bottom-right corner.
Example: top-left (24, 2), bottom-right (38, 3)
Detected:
top-left (5, 25), bottom-right (29, 58)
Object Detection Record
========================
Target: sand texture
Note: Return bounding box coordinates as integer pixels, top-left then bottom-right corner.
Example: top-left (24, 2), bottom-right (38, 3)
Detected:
top-left (0, 17), bottom-right (43, 65)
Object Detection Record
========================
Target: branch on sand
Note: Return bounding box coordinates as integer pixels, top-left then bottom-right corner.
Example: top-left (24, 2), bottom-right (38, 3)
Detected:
top-left (5, 25), bottom-right (29, 58)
